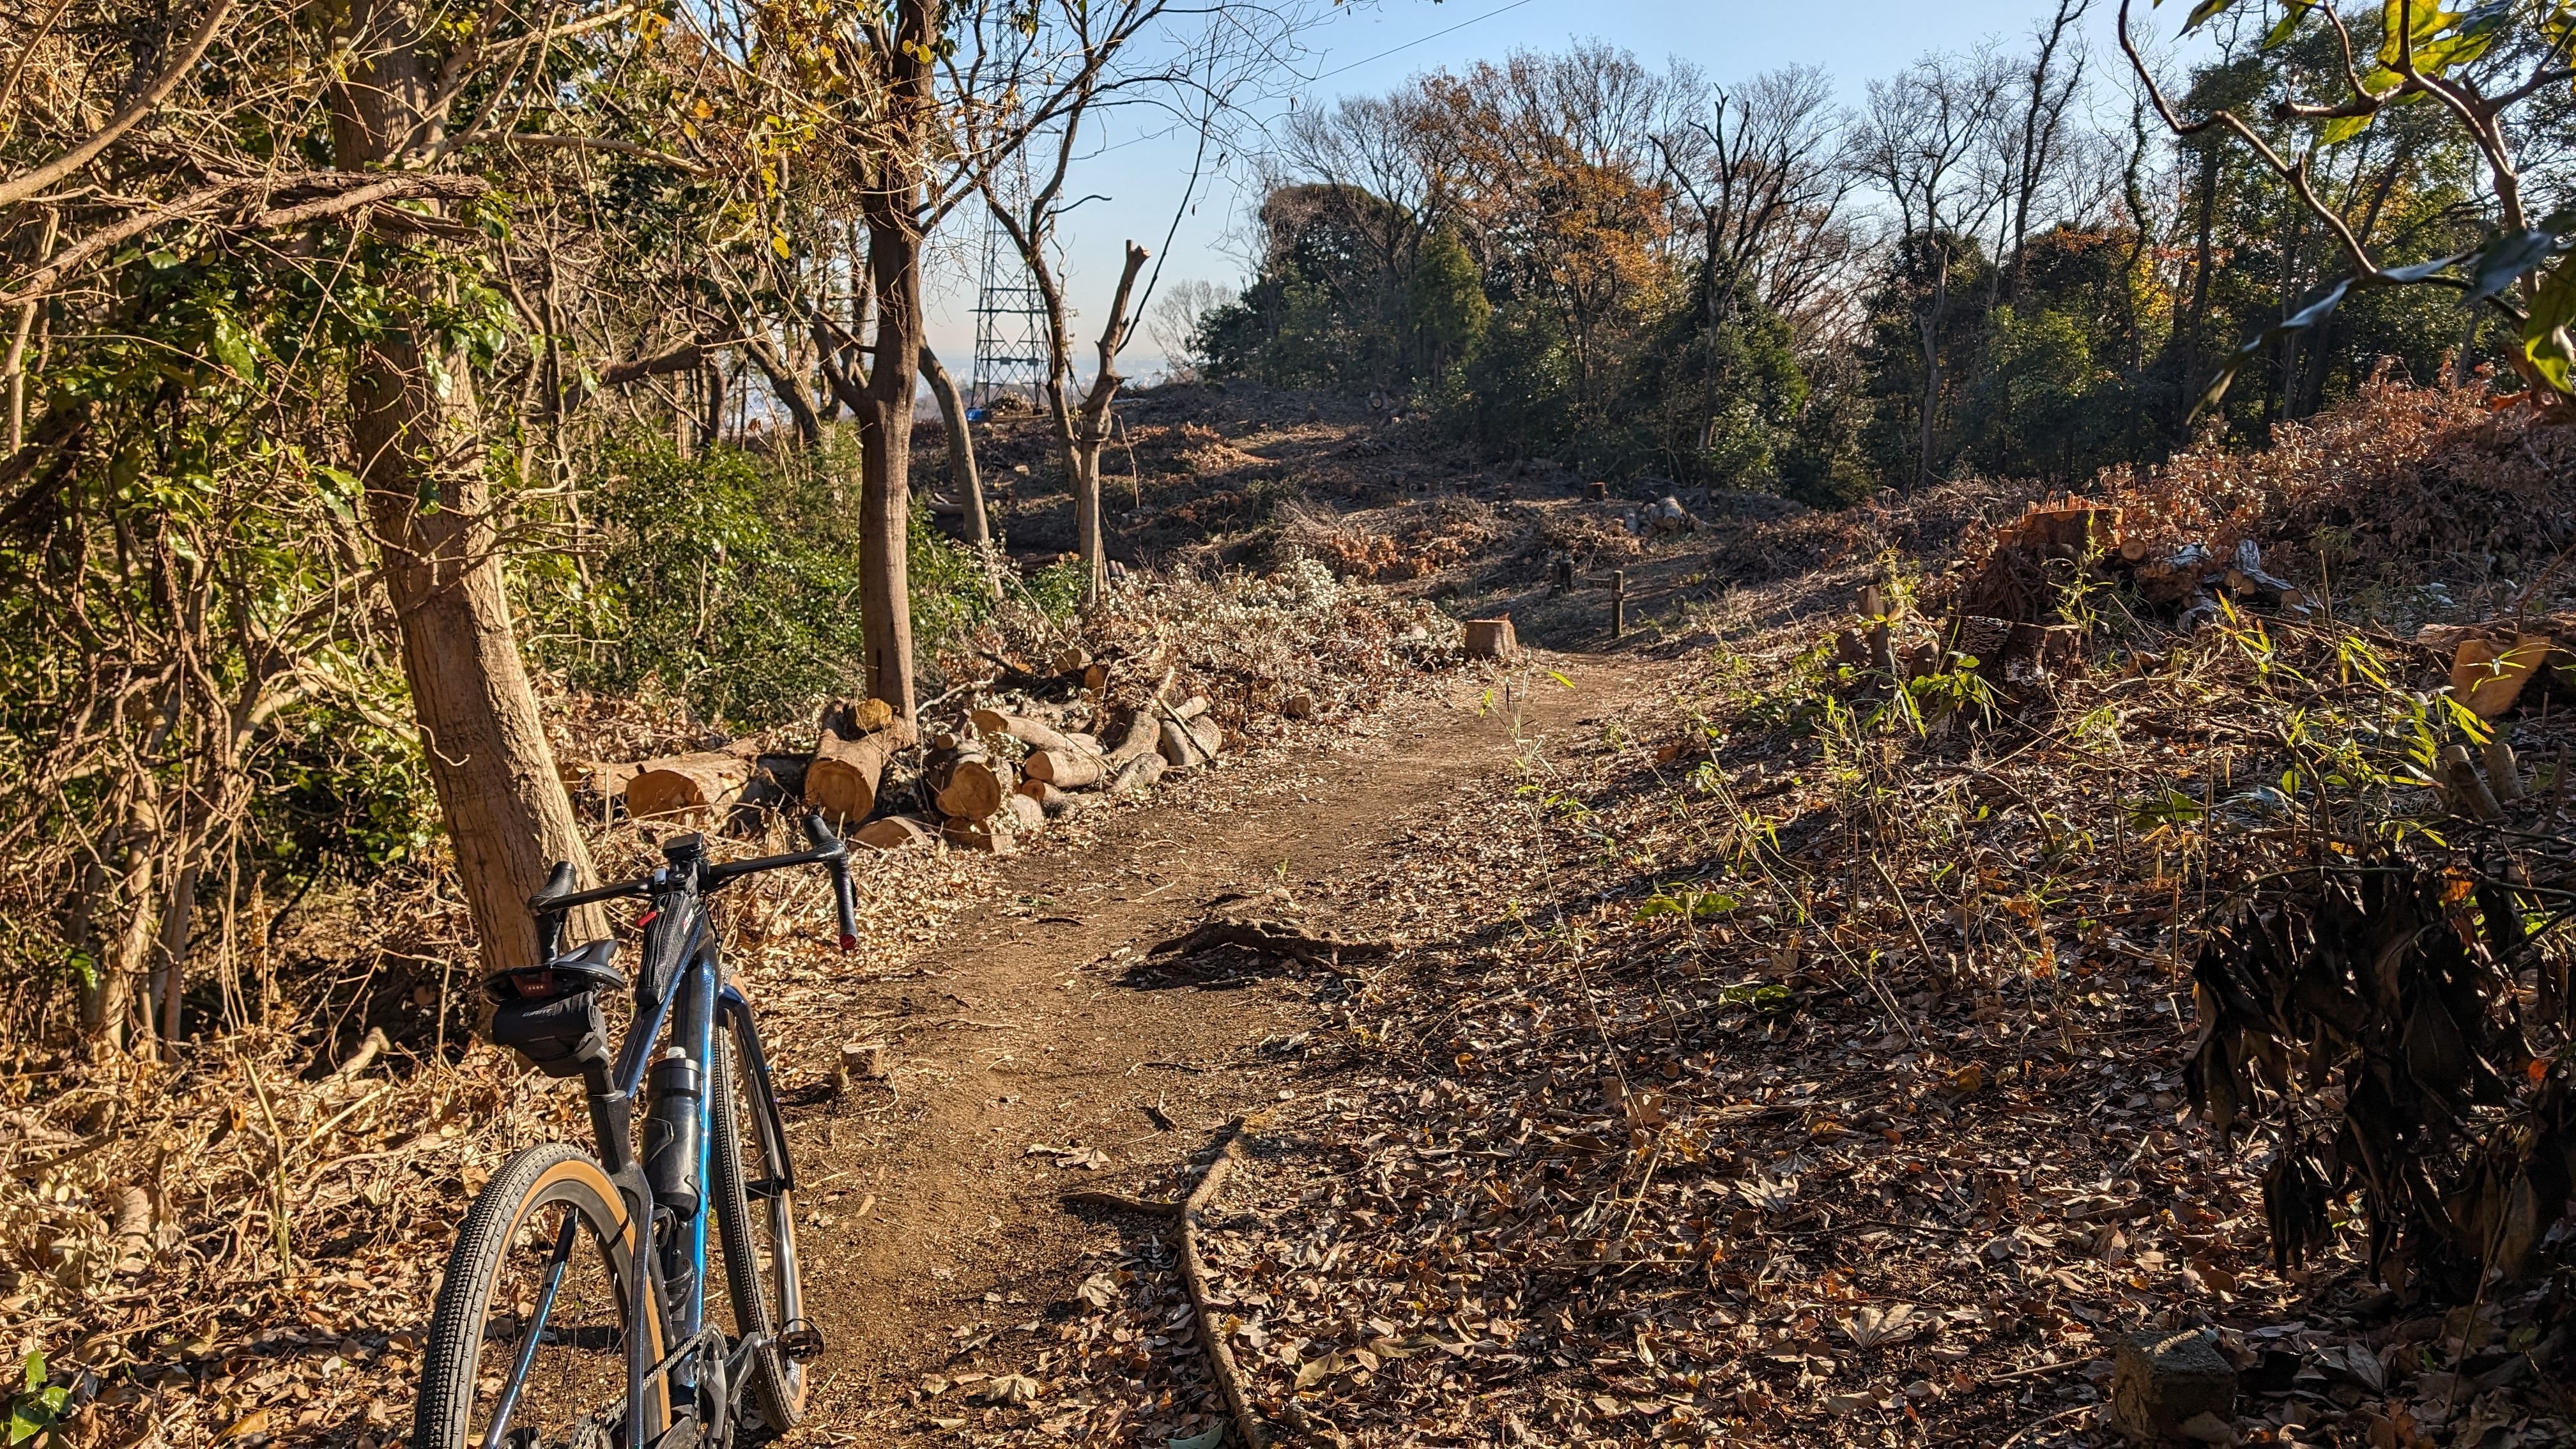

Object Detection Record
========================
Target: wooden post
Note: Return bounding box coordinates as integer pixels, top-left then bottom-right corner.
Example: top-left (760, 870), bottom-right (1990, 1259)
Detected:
top-left (1611, 571), bottom-right (1627, 640)
top-left (1588, 480), bottom-right (1608, 502)
top-left (1551, 557), bottom-right (1576, 594)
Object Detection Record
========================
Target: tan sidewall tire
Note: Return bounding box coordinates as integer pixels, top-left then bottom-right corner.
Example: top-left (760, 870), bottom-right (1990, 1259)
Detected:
top-left (410, 1142), bottom-right (668, 1448)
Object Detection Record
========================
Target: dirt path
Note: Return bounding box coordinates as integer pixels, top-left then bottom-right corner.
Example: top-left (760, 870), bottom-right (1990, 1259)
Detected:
top-left (781, 652), bottom-right (1648, 1442)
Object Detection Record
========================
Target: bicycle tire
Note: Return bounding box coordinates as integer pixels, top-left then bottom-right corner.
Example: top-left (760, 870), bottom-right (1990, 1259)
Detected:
top-left (709, 1025), bottom-right (809, 1428)
top-left (411, 1142), bottom-right (669, 1449)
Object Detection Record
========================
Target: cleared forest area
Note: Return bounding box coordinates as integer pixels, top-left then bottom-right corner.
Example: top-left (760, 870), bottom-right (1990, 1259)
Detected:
top-left (4, 0), bottom-right (2576, 1446)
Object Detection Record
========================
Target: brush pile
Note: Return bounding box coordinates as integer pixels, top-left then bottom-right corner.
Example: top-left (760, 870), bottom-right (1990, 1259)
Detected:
top-left (3, 559), bottom-right (1465, 1448)
top-left (1944, 381), bottom-right (2576, 640)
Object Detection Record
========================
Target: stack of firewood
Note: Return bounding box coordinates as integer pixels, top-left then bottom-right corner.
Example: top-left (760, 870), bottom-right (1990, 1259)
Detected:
top-left (565, 656), bottom-right (1232, 854)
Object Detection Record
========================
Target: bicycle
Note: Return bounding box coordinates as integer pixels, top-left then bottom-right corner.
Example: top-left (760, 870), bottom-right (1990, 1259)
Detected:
top-left (411, 816), bottom-right (858, 1448)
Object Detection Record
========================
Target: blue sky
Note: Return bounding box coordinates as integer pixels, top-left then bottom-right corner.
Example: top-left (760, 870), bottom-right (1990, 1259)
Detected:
top-left (922, 0), bottom-right (2197, 378)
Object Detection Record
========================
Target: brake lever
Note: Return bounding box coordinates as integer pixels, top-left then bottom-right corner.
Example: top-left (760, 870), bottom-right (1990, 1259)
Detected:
top-left (802, 814), bottom-right (859, 952)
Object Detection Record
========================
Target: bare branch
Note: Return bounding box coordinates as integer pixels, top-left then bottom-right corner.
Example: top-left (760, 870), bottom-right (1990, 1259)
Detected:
top-left (0, 0), bottom-right (241, 209)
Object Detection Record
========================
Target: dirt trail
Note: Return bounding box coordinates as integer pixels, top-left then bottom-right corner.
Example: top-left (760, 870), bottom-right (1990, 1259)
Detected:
top-left (783, 652), bottom-right (1648, 1441)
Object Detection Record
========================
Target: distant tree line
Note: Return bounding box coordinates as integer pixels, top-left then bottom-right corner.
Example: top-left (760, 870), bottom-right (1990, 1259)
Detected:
top-left (1191, 2), bottom-right (2575, 503)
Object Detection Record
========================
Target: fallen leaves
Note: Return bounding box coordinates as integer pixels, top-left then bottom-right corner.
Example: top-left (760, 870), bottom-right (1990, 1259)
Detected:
top-left (1837, 1303), bottom-right (1922, 1350)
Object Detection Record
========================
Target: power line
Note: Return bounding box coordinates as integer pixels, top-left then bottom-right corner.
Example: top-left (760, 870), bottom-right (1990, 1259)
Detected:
top-left (1308, 0), bottom-right (1544, 84)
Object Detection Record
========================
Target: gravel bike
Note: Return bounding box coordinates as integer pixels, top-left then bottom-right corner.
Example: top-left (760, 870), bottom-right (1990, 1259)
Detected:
top-left (411, 818), bottom-right (857, 1448)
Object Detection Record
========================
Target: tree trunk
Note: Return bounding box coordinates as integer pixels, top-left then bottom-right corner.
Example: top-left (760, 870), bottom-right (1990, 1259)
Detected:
top-left (1066, 243), bottom-right (1151, 604)
top-left (329, 0), bottom-right (601, 978)
top-left (918, 344), bottom-right (992, 562)
top-left (743, 335), bottom-right (823, 446)
top-left (2183, 145), bottom-right (2221, 368)
top-left (82, 799), bottom-right (157, 1052)
top-left (851, 0), bottom-right (935, 724)
top-left (1915, 240), bottom-right (1949, 496)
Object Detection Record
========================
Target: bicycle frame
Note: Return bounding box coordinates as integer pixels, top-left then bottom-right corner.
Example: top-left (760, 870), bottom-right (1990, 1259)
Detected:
top-left (482, 823), bottom-right (850, 1449)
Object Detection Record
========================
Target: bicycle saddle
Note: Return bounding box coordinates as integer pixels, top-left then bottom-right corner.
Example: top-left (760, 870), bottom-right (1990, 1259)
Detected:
top-left (484, 938), bottom-right (627, 1002)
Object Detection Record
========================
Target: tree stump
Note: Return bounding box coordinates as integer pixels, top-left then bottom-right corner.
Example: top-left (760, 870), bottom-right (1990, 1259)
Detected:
top-left (1465, 618), bottom-right (1517, 659)
top-left (2111, 1329), bottom-right (2236, 1445)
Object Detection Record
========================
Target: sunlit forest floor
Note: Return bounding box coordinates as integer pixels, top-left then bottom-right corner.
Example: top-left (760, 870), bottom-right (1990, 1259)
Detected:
top-left (15, 380), bottom-right (2576, 1448)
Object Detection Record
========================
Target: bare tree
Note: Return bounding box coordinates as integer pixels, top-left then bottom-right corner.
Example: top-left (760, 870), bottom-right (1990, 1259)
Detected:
top-left (1850, 48), bottom-right (2013, 491)
top-left (1656, 66), bottom-right (1850, 447)
top-left (967, 0), bottom-right (1297, 602)
top-left (1147, 279), bottom-right (1230, 378)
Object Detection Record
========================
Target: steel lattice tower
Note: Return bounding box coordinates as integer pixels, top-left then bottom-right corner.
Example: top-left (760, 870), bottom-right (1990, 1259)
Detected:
top-left (969, 185), bottom-right (1049, 410)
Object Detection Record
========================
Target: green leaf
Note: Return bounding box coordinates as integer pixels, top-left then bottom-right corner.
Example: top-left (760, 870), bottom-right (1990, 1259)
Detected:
top-left (2319, 112), bottom-right (2374, 146)
top-left (2462, 228), bottom-right (2561, 303)
top-left (2264, 0), bottom-right (2319, 47)
top-left (8, 1353), bottom-right (63, 1446)
top-left (2182, 0), bottom-right (2244, 29)
top-left (2524, 255), bottom-right (2576, 395)
top-left (2197, 277), bottom-right (2354, 415)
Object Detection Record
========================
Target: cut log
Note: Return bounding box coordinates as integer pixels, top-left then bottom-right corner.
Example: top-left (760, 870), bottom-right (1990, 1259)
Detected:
top-left (1464, 618), bottom-right (1517, 659)
top-left (999, 792), bottom-right (1046, 832)
top-left (1281, 692), bottom-right (1316, 721)
top-left (1108, 751), bottom-right (1166, 796)
top-left (934, 749), bottom-right (1013, 820)
top-left (583, 761), bottom-right (640, 801)
top-left (819, 696), bottom-right (895, 739)
top-left (626, 752), bottom-right (753, 820)
top-left (1051, 646), bottom-right (1092, 676)
top-left (2132, 542), bottom-right (2219, 607)
top-left (835, 1040), bottom-right (887, 1091)
top-left (941, 817), bottom-right (1016, 854)
top-left (806, 723), bottom-right (914, 824)
top-left (2112, 1330), bottom-right (2237, 1447)
top-left (1170, 695), bottom-right (1210, 721)
top-left (1025, 747), bottom-right (1105, 788)
top-left (855, 815), bottom-right (933, 850)
top-left (970, 709), bottom-right (1085, 756)
top-left (1999, 501), bottom-right (2122, 560)
top-left (1104, 709), bottom-right (1162, 766)
top-left (1159, 714), bottom-right (1222, 769)
top-left (1016, 779), bottom-right (1085, 818)
top-left (2451, 633), bottom-right (2554, 719)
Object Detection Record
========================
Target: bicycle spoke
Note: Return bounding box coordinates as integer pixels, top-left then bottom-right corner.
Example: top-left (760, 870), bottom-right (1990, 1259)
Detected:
top-left (479, 1215), bottom-right (579, 1448)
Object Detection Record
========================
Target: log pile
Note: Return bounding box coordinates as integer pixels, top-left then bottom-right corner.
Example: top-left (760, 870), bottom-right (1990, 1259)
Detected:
top-left (578, 670), bottom-right (1246, 854)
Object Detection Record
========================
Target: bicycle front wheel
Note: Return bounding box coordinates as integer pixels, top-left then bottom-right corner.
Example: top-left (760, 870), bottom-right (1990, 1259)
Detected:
top-left (412, 1142), bottom-right (669, 1449)
top-left (709, 1020), bottom-right (809, 1428)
